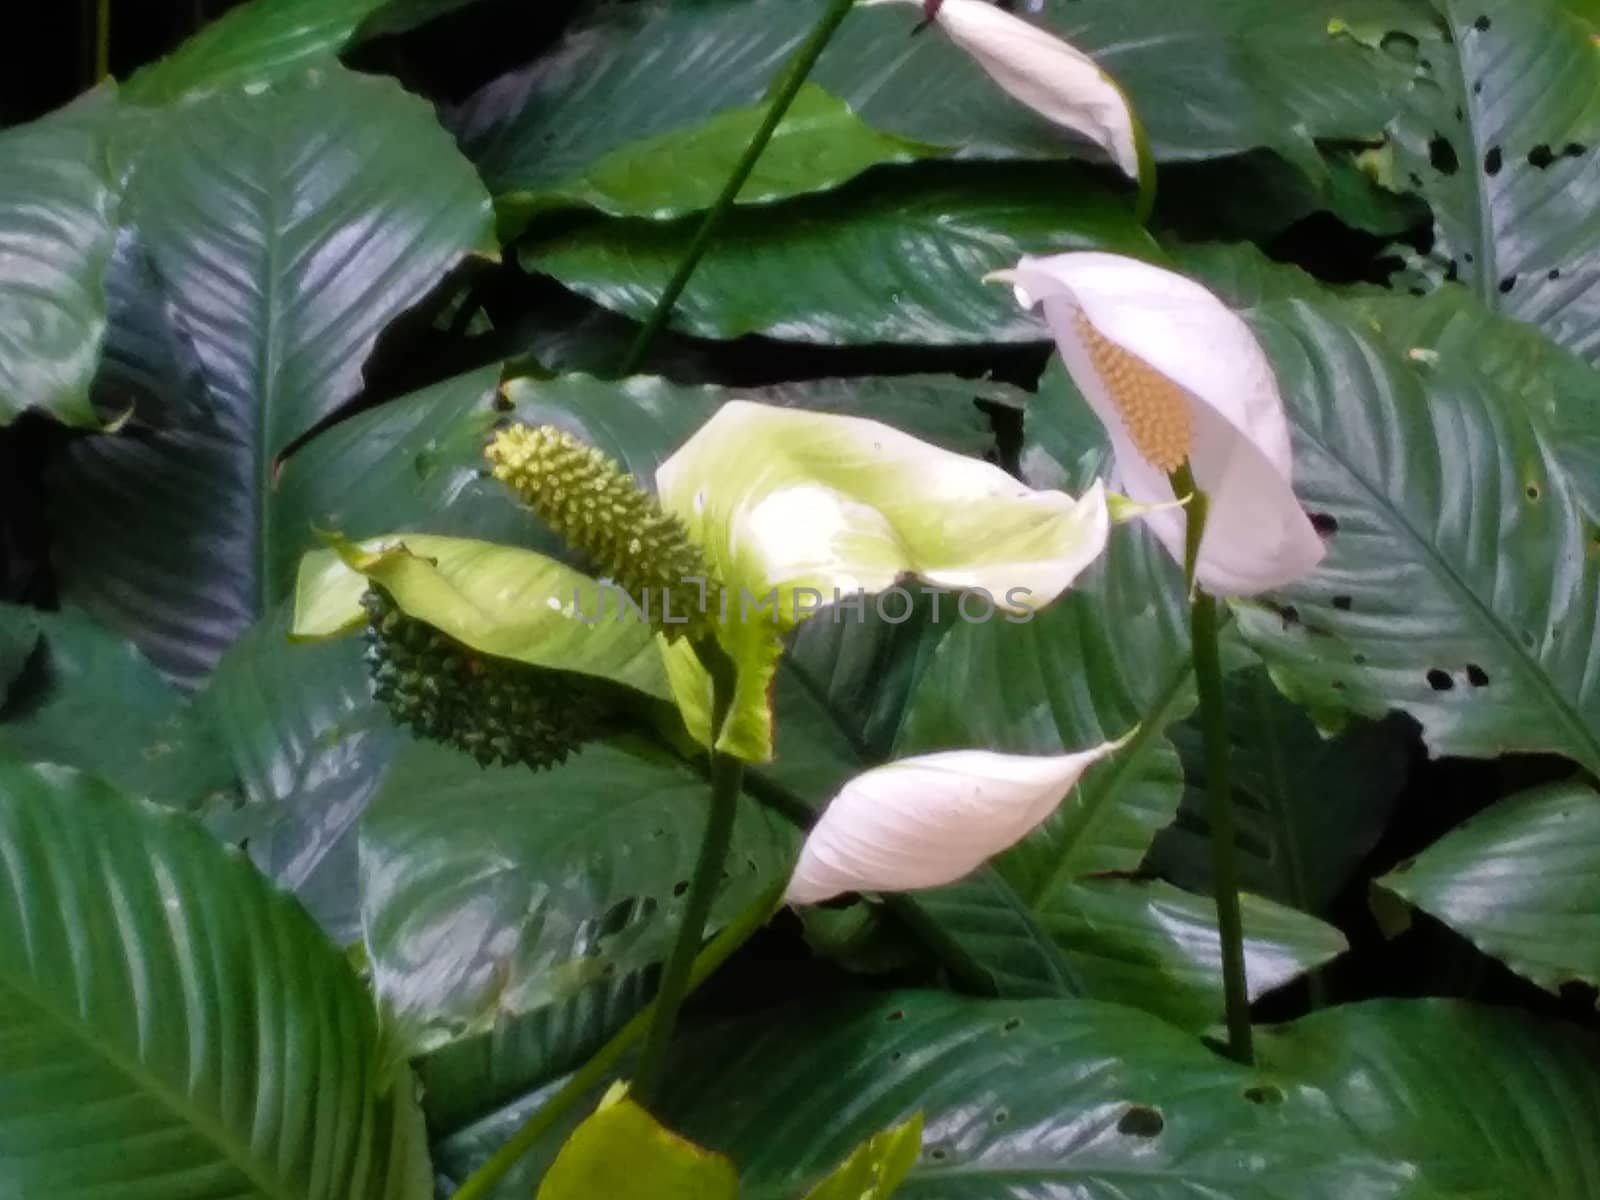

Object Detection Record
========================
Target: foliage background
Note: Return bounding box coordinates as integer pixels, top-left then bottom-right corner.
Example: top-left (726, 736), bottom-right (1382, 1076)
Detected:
top-left (1, 0), bottom-right (1598, 1196)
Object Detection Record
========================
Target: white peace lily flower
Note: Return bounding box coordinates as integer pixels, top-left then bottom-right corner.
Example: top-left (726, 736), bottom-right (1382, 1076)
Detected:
top-left (786, 740), bottom-right (1127, 904)
top-left (994, 251), bottom-right (1326, 596)
top-left (866, 0), bottom-right (1147, 192)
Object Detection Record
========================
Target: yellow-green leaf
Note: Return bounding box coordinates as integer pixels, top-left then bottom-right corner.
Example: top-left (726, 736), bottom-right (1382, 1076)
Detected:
top-left (537, 1087), bottom-right (739, 1200)
top-left (803, 1113), bottom-right (924, 1200)
top-left (290, 533), bottom-right (673, 701)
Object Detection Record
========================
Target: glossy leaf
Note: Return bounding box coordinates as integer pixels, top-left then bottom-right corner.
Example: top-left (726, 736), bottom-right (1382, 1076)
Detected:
top-left (360, 739), bottom-right (797, 1054)
top-left (269, 364), bottom-right (544, 584)
top-left (0, 762), bottom-right (432, 1198)
top-left (1211, 280), bottom-right (1600, 775)
top-left (457, 0), bottom-right (1427, 191)
top-left (50, 65), bottom-right (496, 684)
top-left (649, 990), bottom-right (1409, 1200)
top-left (292, 534), bottom-right (673, 701)
top-left (0, 90), bottom-right (121, 427)
top-left (1029, 877), bottom-right (1347, 1029)
top-left (1390, 0), bottom-right (1600, 364)
top-left (1378, 782), bottom-right (1600, 995)
top-left (497, 84), bottom-right (936, 228)
top-left (125, 0), bottom-right (398, 102)
top-left (537, 1090), bottom-right (738, 1200)
top-left (526, 166), bottom-right (1158, 345)
top-left (197, 606), bottom-right (401, 942)
top-left (1262, 999), bottom-right (1600, 1197)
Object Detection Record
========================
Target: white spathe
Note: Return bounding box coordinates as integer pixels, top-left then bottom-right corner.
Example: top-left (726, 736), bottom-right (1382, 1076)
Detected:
top-left (868, 0), bottom-right (1141, 183)
top-left (786, 742), bottom-right (1124, 904)
top-left (1000, 251), bottom-right (1326, 596)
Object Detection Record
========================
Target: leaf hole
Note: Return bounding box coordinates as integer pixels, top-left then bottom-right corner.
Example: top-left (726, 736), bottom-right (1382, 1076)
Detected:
top-left (1353, 652), bottom-right (1368, 665)
top-left (672, 880), bottom-right (689, 898)
top-left (1310, 512), bottom-right (1339, 537)
top-left (929, 1147), bottom-right (949, 1162)
top-left (1426, 668), bottom-right (1454, 692)
top-left (1466, 663), bottom-right (1490, 687)
top-left (994, 1107), bottom-right (1011, 1125)
top-left (1528, 144), bottom-right (1556, 169)
top-left (1332, 595), bottom-right (1353, 611)
top-left (886, 1008), bottom-right (906, 1023)
top-left (1472, 80), bottom-right (1484, 95)
top-left (1001, 1017), bottom-right (1022, 1033)
top-left (1499, 275), bottom-right (1517, 294)
top-left (1472, 14), bottom-right (1491, 30)
top-left (1564, 142), bottom-right (1587, 158)
top-left (1380, 31), bottom-right (1419, 61)
top-left (1117, 1106), bottom-right (1165, 1138)
top-left (1244, 1085), bottom-right (1284, 1106)
top-left (1483, 146), bottom-right (1502, 175)
top-left (1428, 135), bottom-right (1459, 174)
top-left (1549, 268), bottom-right (1562, 280)
top-left (1525, 483), bottom-right (1541, 501)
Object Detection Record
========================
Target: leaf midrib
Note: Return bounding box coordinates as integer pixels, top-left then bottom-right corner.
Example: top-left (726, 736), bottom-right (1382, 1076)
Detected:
top-left (0, 970), bottom-right (301, 1200)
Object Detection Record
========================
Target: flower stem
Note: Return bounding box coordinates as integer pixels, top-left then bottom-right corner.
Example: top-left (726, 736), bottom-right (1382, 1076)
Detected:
top-left (631, 644), bottom-right (744, 1105)
top-left (95, 0), bottom-right (111, 81)
top-left (449, 878), bottom-right (785, 1200)
top-left (1170, 463), bottom-right (1253, 1065)
top-left (617, 0), bottom-right (856, 375)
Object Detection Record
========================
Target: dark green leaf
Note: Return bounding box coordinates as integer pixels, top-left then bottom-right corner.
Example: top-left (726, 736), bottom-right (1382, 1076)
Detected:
top-left (197, 606), bottom-right (403, 942)
top-left (1150, 666), bottom-right (1410, 913)
top-left (496, 84), bottom-right (936, 228)
top-left (0, 90), bottom-right (121, 427)
top-left (1388, 0), bottom-right (1600, 364)
top-left (50, 65), bottom-right (496, 683)
top-left (651, 991), bottom-right (1408, 1200)
top-left (126, 0), bottom-right (394, 102)
top-left (1262, 999), bottom-right (1600, 1197)
top-left (360, 739), bottom-right (797, 1054)
top-left (0, 762), bottom-right (432, 1198)
top-left (526, 166), bottom-right (1158, 345)
top-left (0, 604), bottom-right (232, 804)
top-left (1216, 279), bottom-right (1600, 775)
top-left (458, 0), bottom-right (1428, 192)
top-left (1378, 782), bottom-right (1600, 995)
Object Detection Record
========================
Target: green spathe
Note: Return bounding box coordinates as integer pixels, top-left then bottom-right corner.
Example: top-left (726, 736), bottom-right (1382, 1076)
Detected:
top-left (292, 533), bottom-right (673, 702)
top-left (656, 401), bottom-right (1110, 759)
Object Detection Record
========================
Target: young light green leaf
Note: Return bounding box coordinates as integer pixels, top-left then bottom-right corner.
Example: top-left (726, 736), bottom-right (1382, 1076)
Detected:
top-left (803, 1113), bottom-right (924, 1200)
top-left (536, 1087), bottom-right (738, 1200)
top-left (291, 534), bottom-right (672, 701)
top-left (655, 402), bottom-right (1110, 758)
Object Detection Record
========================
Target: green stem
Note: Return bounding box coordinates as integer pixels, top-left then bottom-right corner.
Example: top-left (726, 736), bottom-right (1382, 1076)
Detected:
top-left (95, 0), bottom-right (111, 81)
top-left (449, 878), bottom-right (786, 1200)
top-left (617, 0), bottom-right (856, 375)
top-left (1170, 463), bottom-right (1253, 1065)
top-left (631, 646), bottom-right (744, 1105)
